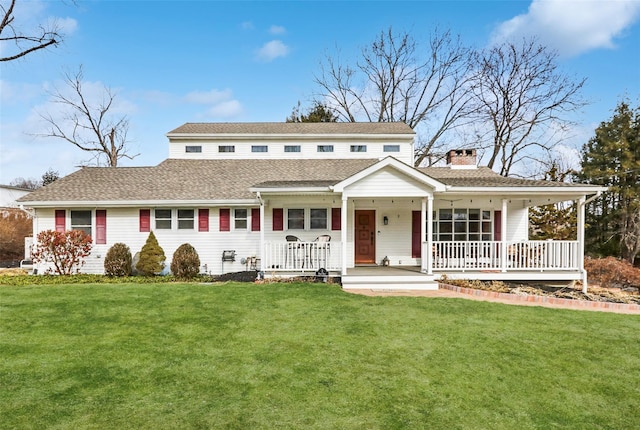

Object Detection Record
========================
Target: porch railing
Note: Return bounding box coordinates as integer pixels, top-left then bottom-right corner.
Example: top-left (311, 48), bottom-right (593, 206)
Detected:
top-left (431, 240), bottom-right (579, 271)
top-left (264, 241), bottom-right (341, 272)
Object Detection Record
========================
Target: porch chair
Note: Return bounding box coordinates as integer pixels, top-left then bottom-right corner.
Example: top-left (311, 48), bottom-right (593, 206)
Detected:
top-left (286, 235), bottom-right (303, 269)
top-left (313, 235), bottom-right (331, 268)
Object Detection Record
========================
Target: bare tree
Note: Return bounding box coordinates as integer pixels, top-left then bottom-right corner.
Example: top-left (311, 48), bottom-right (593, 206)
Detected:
top-left (0, 0), bottom-right (63, 62)
top-left (471, 39), bottom-right (587, 176)
top-left (314, 28), bottom-right (477, 166)
top-left (39, 66), bottom-right (138, 167)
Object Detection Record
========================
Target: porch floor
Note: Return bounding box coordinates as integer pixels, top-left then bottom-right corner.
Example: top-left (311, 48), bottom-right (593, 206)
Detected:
top-left (340, 265), bottom-right (584, 290)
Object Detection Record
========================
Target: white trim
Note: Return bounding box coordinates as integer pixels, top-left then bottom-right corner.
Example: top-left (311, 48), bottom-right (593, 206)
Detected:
top-left (20, 199), bottom-right (260, 208)
top-left (444, 186), bottom-right (607, 194)
top-left (167, 132), bottom-right (416, 142)
top-left (333, 157), bottom-right (446, 192)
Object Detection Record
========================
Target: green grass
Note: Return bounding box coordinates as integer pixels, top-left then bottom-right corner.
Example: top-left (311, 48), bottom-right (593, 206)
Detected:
top-left (1, 282), bottom-right (639, 429)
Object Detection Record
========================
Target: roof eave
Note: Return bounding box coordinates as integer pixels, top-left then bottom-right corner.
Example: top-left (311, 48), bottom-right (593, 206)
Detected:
top-left (21, 199), bottom-right (260, 208)
top-left (442, 185), bottom-right (609, 194)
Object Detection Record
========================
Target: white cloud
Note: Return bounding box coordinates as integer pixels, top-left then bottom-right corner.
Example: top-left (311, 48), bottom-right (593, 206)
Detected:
top-left (51, 16), bottom-right (78, 35)
top-left (183, 88), bottom-right (243, 119)
top-left (241, 21), bottom-right (254, 30)
top-left (0, 80), bottom-right (43, 105)
top-left (206, 100), bottom-right (243, 118)
top-left (184, 89), bottom-right (233, 105)
top-left (255, 40), bottom-right (290, 62)
top-left (269, 25), bottom-right (286, 35)
top-left (492, 0), bottom-right (640, 57)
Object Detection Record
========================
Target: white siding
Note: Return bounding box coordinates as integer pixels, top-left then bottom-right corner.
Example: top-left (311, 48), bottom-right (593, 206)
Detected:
top-left (345, 167), bottom-right (430, 197)
top-left (168, 138), bottom-right (414, 164)
top-left (506, 206), bottom-right (528, 242)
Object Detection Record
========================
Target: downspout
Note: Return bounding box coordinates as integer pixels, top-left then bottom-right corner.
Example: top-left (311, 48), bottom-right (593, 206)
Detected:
top-left (578, 191), bottom-right (602, 294)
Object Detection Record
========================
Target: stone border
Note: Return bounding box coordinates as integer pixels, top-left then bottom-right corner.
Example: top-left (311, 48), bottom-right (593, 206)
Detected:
top-left (439, 282), bottom-right (640, 313)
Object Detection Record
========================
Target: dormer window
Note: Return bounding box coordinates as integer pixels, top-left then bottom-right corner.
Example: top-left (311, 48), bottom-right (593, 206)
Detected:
top-left (350, 145), bottom-right (367, 152)
top-left (317, 145), bottom-right (334, 153)
top-left (185, 145), bottom-right (202, 153)
top-left (218, 145), bottom-right (235, 153)
top-left (284, 145), bottom-right (301, 153)
top-left (252, 145), bottom-right (268, 153)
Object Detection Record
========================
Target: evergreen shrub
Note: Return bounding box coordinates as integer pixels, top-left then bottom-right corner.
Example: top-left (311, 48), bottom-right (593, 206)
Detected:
top-left (170, 243), bottom-right (201, 279)
top-left (136, 232), bottom-right (166, 276)
top-left (104, 243), bottom-right (133, 276)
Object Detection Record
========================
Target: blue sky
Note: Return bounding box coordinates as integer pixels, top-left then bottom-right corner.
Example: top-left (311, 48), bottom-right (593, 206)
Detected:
top-left (1, 0), bottom-right (639, 184)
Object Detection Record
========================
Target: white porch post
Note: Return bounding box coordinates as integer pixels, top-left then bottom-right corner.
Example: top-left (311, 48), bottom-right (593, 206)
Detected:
top-left (577, 196), bottom-right (587, 293)
top-left (426, 197), bottom-right (434, 274)
top-left (259, 193), bottom-right (265, 273)
top-left (501, 199), bottom-right (508, 273)
top-left (341, 195), bottom-right (348, 276)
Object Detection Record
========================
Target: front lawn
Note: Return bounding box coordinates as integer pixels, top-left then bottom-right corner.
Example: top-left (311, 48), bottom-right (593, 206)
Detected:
top-left (1, 282), bottom-right (638, 429)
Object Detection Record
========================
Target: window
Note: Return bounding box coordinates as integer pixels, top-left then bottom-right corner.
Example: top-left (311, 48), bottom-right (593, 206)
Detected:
top-left (287, 208), bottom-right (305, 229)
top-left (317, 145), bottom-right (334, 153)
top-left (185, 145), bottom-right (202, 153)
top-left (251, 145), bottom-right (268, 153)
top-left (218, 145), bottom-right (235, 153)
top-left (178, 209), bottom-right (194, 229)
top-left (310, 208), bottom-right (328, 229)
top-left (71, 210), bottom-right (92, 236)
top-left (433, 208), bottom-right (492, 241)
top-left (234, 209), bottom-right (248, 229)
top-left (155, 209), bottom-right (172, 229)
top-left (284, 145), bottom-right (301, 153)
top-left (384, 145), bottom-right (400, 152)
top-left (350, 145), bottom-right (367, 152)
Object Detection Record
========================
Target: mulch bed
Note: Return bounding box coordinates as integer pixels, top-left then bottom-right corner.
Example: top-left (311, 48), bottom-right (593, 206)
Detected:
top-left (446, 280), bottom-right (640, 305)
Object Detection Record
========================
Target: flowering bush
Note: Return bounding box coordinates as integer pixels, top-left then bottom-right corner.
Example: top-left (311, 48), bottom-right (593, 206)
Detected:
top-left (31, 229), bottom-right (93, 275)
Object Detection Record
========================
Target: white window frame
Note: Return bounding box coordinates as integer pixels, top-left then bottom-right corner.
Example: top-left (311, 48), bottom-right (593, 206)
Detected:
top-left (433, 208), bottom-right (492, 241)
top-left (177, 209), bottom-right (195, 230)
top-left (155, 209), bottom-right (172, 230)
top-left (71, 210), bottom-right (92, 236)
top-left (234, 208), bottom-right (248, 230)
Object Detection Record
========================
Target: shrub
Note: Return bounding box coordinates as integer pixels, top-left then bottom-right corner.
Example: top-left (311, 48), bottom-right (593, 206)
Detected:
top-left (136, 232), bottom-right (165, 276)
top-left (104, 243), bottom-right (133, 276)
top-left (585, 257), bottom-right (640, 290)
top-left (171, 243), bottom-right (201, 279)
top-left (31, 229), bottom-right (92, 275)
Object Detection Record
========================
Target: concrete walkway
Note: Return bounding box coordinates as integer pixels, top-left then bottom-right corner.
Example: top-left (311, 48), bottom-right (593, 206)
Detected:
top-left (344, 285), bottom-right (640, 315)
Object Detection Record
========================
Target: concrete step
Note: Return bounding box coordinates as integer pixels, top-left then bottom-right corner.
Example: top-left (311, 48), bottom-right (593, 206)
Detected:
top-left (341, 274), bottom-right (438, 291)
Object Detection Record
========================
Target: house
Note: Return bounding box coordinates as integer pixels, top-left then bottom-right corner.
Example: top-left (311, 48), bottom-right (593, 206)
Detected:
top-left (1, 184), bottom-right (31, 208)
top-left (17, 122), bottom-right (606, 290)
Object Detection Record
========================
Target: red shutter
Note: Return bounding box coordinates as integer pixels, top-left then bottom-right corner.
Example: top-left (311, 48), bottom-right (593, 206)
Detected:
top-left (251, 208), bottom-right (260, 231)
top-left (139, 209), bottom-right (150, 232)
top-left (96, 210), bottom-right (107, 244)
top-left (331, 208), bottom-right (341, 231)
top-left (55, 210), bottom-right (65, 232)
top-left (272, 208), bottom-right (283, 231)
top-left (411, 211), bottom-right (421, 258)
top-left (219, 208), bottom-right (230, 232)
top-left (198, 209), bottom-right (209, 232)
top-left (494, 210), bottom-right (502, 241)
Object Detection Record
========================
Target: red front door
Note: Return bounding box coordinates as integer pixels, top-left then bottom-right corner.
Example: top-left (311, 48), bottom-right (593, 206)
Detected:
top-left (355, 210), bottom-right (376, 264)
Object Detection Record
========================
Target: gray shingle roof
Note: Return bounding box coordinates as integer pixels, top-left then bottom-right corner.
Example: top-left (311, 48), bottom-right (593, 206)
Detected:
top-left (18, 159), bottom-right (379, 203)
top-left (18, 159), bottom-right (600, 205)
top-left (419, 167), bottom-right (585, 188)
top-left (167, 122), bottom-right (415, 135)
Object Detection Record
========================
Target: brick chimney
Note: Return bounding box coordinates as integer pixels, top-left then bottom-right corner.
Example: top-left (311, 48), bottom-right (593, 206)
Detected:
top-left (446, 149), bottom-right (477, 169)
